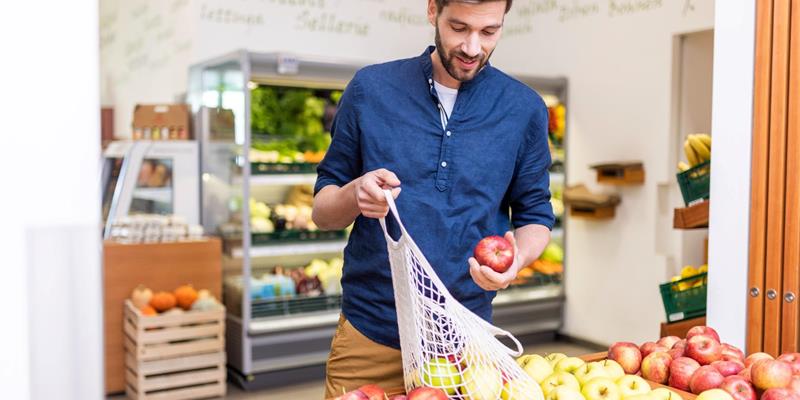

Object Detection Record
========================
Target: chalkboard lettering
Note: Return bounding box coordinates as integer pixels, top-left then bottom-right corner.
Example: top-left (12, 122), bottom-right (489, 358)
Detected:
top-left (503, 22), bottom-right (533, 37)
top-left (379, 8), bottom-right (429, 27)
top-left (200, 4), bottom-right (265, 26)
top-left (515, 0), bottom-right (557, 17)
top-left (608, 0), bottom-right (662, 16)
top-left (559, 0), bottom-right (600, 22)
top-left (269, 0), bottom-right (325, 8)
top-left (295, 10), bottom-right (370, 36)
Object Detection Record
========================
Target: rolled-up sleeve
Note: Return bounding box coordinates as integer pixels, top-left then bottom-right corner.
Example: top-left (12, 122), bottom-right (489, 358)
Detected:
top-left (314, 75), bottom-right (363, 196)
top-left (508, 99), bottom-right (555, 230)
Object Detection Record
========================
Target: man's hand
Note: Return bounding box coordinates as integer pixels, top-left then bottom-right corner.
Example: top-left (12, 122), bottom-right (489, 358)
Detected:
top-left (468, 231), bottom-right (521, 291)
top-left (354, 168), bottom-right (401, 218)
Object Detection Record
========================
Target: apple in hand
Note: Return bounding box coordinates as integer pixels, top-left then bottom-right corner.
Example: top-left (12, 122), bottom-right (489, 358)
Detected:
top-left (777, 353), bottom-right (800, 375)
top-left (521, 354), bottom-right (554, 383)
top-left (651, 387), bottom-right (683, 400)
top-left (744, 352), bottom-right (774, 368)
top-left (668, 340), bottom-right (687, 360)
top-left (406, 386), bottom-right (448, 400)
top-left (761, 388), bottom-right (800, 400)
top-left (421, 357), bottom-right (462, 395)
top-left (540, 371), bottom-right (581, 396)
top-left (658, 336), bottom-right (682, 350)
top-left (690, 365), bottom-right (726, 394)
top-left (474, 235), bottom-right (514, 273)
top-left (669, 357), bottom-right (702, 391)
top-left (687, 326), bottom-right (722, 343)
top-left (721, 344), bottom-right (746, 363)
top-left (712, 360), bottom-right (745, 377)
top-left (546, 385), bottom-right (586, 400)
top-left (582, 377), bottom-right (622, 400)
top-left (687, 335), bottom-right (723, 365)
top-left (641, 342), bottom-right (670, 358)
top-left (696, 389), bottom-right (735, 400)
top-left (641, 352), bottom-right (673, 384)
top-left (460, 364), bottom-right (503, 400)
top-left (751, 359), bottom-right (793, 391)
top-left (617, 374), bottom-right (652, 398)
top-left (719, 375), bottom-right (757, 400)
top-left (555, 357), bottom-right (586, 374)
top-left (608, 342), bottom-right (643, 374)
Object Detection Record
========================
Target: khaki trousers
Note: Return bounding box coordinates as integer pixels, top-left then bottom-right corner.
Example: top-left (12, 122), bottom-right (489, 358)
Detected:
top-left (324, 315), bottom-right (404, 399)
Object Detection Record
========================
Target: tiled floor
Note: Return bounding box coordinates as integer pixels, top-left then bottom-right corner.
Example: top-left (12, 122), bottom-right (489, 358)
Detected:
top-left (194, 341), bottom-right (598, 399)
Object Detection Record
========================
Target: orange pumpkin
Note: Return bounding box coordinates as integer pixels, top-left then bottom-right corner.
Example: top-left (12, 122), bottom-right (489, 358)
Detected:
top-left (149, 291), bottom-right (176, 312)
top-left (174, 284), bottom-right (198, 310)
top-left (140, 305), bottom-right (157, 316)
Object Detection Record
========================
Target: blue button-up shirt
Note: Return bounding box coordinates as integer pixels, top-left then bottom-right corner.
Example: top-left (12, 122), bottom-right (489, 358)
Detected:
top-left (314, 46), bottom-right (555, 349)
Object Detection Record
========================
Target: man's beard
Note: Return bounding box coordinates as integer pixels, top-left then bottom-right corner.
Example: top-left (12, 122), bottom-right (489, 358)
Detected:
top-left (434, 24), bottom-right (493, 82)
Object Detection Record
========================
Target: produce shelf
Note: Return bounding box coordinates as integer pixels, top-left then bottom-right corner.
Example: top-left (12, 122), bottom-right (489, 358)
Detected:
top-left (673, 200), bottom-right (709, 229)
top-left (251, 229), bottom-right (347, 245)
top-left (251, 162), bottom-right (319, 175)
top-left (231, 240), bottom-right (347, 258)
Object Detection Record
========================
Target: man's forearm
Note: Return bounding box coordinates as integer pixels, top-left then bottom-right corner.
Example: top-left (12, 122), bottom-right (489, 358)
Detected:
top-left (312, 181), bottom-right (361, 230)
top-left (514, 224), bottom-right (552, 271)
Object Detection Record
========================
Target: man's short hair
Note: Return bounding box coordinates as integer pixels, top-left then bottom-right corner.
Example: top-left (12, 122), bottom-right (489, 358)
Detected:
top-left (435, 0), bottom-right (513, 14)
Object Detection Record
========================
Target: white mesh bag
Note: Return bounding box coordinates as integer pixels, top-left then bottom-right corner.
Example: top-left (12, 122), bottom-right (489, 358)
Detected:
top-left (378, 190), bottom-right (544, 400)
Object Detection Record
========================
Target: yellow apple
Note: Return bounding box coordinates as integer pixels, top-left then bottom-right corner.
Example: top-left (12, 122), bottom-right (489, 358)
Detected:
top-left (556, 357), bottom-right (587, 375)
top-left (650, 388), bottom-right (683, 400)
top-left (547, 385), bottom-right (586, 400)
top-left (575, 362), bottom-right (611, 386)
top-left (616, 374), bottom-right (651, 398)
top-left (546, 353), bottom-right (569, 367)
top-left (421, 357), bottom-right (461, 395)
top-left (522, 355), bottom-right (555, 383)
top-left (461, 364), bottom-right (503, 400)
top-left (501, 379), bottom-right (540, 400)
top-left (517, 354), bottom-right (536, 367)
top-left (582, 377), bottom-right (622, 400)
top-left (601, 360), bottom-right (626, 381)
top-left (541, 371), bottom-right (581, 396)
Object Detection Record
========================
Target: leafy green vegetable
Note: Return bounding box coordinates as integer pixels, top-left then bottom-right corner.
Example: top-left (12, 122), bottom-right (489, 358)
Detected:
top-left (251, 86), bottom-right (334, 153)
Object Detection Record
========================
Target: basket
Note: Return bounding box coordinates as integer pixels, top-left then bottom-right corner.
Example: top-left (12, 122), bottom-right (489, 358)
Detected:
top-left (659, 273), bottom-right (708, 323)
top-left (676, 161), bottom-right (710, 206)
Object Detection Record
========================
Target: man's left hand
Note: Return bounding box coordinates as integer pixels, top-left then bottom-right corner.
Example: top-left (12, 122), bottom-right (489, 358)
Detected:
top-left (468, 231), bottom-right (521, 291)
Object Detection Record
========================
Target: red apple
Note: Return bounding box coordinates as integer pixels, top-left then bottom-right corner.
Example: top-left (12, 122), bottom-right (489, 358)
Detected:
top-left (687, 326), bottom-right (722, 343)
top-left (761, 388), bottom-right (800, 400)
top-left (788, 375), bottom-right (800, 395)
top-left (406, 387), bottom-right (448, 400)
top-left (641, 342), bottom-right (670, 358)
top-left (336, 390), bottom-right (369, 400)
top-left (390, 397), bottom-right (407, 400)
top-left (744, 352), bottom-right (774, 368)
top-left (669, 357), bottom-right (702, 391)
top-left (669, 339), bottom-right (688, 360)
top-left (641, 351), bottom-right (673, 384)
top-left (719, 375), bottom-right (757, 400)
top-left (778, 353), bottom-right (800, 375)
top-left (473, 235), bottom-right (514, 273)
top-left (358, 384), bottom-right (386, 400)
top-left (687, 335), bottom-right (723, 365)
top-left (659, 336), bottom-right (682, 349)
top-left (737, 366), bottom-right (752, 382)
top-left (721, 344), bottom-right (746, 363)
top-left (691, 365), bottom-right (726, 394)
top-left (752, 359), bottom-right (793, 391)
top-left (712, 360), bottom-right (745, 377)
top-left (608, 342), bottom-right (643, 374)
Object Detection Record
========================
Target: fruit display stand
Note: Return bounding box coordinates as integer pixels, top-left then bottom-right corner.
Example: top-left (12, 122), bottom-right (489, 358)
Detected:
top-left (590, 162), bottom-right (646, 186)
top-left (578, 352), bottom-right (698, 400)
top-left (673, 201), bottom-right (710, 230)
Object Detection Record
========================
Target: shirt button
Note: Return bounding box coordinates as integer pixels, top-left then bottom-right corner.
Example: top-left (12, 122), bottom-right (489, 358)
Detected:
top-left (428, 78), bottom-right (432, 84)
top-left (446, 131), bottom-right (451, 137)
top-left (441, 161), bottom-right (447, 167)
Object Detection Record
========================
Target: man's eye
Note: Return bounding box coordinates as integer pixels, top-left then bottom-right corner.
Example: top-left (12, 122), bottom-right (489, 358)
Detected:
top-left (451, 26), bottom-right (466, 32)
top-left (482, 30), bottom-right (497, 36)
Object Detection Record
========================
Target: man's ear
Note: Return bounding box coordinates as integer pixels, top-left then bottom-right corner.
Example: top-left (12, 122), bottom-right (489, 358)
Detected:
top-left (427, 0), bottom-right (437, 27)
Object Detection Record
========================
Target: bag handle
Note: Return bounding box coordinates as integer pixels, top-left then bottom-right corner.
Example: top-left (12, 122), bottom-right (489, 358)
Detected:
top-left (484, 322), bottom-right (525, 357)
top-left (378, 188), bottom-right (407, 244)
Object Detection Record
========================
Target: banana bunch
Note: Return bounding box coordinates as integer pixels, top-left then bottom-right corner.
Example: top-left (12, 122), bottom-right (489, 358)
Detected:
top-left (678, 133), bottom-right (712, 172)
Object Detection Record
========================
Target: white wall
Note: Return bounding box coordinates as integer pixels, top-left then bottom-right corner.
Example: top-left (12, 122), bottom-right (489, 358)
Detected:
top-left (494, 1), bottom-right (715, 345)
top-left (706, 0), bottom-right (756, 350)
top-left (0, 0), bottom-right (103, 398)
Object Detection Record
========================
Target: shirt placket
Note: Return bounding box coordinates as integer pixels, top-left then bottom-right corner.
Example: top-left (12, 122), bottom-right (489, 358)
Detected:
top-left (428, 78), bottom-right (453, 192)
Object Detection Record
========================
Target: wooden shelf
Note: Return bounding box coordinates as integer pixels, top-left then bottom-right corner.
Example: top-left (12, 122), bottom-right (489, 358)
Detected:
top-left (569, 204), bottom-right (616, 219)
top-left (660, 316), bottom-right (707, 338)
top-left (591, 162), bottom-right (645, 185)
top-left (673, 200), bottom-right (710, 229)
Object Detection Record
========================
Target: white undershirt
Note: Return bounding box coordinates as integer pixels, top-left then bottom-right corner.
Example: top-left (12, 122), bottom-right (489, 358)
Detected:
top-left (433, 81), bottom-right (458, 119)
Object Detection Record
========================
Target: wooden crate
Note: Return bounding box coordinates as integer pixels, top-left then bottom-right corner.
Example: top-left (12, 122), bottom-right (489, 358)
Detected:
top-left (123, 300), bottom-right (226, 400)
top-left (673, 201), bottom-right (710, 229)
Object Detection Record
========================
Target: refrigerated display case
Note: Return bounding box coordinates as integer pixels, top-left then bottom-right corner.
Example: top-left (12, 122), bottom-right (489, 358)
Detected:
top-left (189, 50), bottom-right (568, 389)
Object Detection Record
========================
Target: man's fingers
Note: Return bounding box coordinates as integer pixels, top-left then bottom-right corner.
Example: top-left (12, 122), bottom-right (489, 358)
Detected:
top-left (480, 266), bottom-right (506, 286)
top-left (363, 177), bottom-right (388, 203)
top-left (375, 169), bottom-right (401, 187)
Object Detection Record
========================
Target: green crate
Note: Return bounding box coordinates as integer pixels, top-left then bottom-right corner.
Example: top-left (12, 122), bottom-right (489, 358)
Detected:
top-left (659, 272), bottom-right (708, 322)
top-left (676, 161), bottom-right (710, 206)
top-left (251, 162), bottom-right (318, 174)
top-left (251, 229), bottom-right (347, 245)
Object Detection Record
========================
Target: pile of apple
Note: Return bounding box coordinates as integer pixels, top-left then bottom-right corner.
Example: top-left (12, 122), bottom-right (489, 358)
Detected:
top-left (517, 352), bottom-right (681, 400)
top-left (608, 326), bottom-right (800, 400)
top-left (333, 384), bottom-right (448, 400)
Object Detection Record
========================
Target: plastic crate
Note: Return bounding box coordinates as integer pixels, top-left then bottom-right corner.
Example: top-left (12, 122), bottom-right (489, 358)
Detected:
top-left (659, 272), bottom-right (708, 323)
top-left (676, 161), bottom-right (710, 206)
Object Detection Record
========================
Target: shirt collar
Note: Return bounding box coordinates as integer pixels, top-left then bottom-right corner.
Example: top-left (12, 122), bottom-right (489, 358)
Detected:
top-left (419, 45), bottom-right (492, 90)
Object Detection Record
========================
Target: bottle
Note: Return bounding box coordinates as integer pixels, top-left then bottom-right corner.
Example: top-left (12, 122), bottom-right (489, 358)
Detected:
top-left (152, 126), bottom-right (161, 140)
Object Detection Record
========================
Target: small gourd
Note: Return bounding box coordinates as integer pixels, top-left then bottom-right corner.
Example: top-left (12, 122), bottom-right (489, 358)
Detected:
top-left (174, 284), bottom-right (198, 310)
top-left (131, 285), bottom-right (153, 309)
top-left (150, 291), bottom-right (177, 312)
top-left (197, 289), bottom-right (211, 300)
top-left (191, 297), bottom-right (222, 312)
top-left (140, 305), bottom-right (157, 316)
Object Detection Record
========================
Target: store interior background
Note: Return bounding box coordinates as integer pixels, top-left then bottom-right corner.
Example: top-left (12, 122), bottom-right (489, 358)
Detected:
top-left (0, 0), bottom-right (757, 398)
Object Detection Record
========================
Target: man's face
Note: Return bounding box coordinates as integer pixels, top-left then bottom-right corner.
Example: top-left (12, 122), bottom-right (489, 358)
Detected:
top-left (428, 0), bottom-right (505, 82)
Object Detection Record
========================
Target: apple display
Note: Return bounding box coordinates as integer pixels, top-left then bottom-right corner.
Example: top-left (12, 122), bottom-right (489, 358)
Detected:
top-left (788, 375), bottom-right (800, 395)
top-left (668, 340), bottom-right (687, 360)
top-left (690, 365), bottom-right (726, 394)
top-left (669, 357), bottom-right (702, 391)
top-left (601, 360), bottom-right (626, 381)
top-left (575, 362), bottom-right (611, 386)
top-left (711, 360), bottom-right (744, 377)
top-left (582, 377), bottom-right (622, 400)
top-left (687, 335), bottom-right (723, 365)
top-left (608, 342), bottom-right (643, 374)
top-left (555, 357), bottom-right (587, 375)
top-left (546, 353), bottom-right (569, 368)
top-left (751, 359), bottom-right (793, 391)
top-left (696, 389), bottom-right (734, 400)
top-left (474, 236), bottom-right (514, 273)
top-left (546, 385), bottom-right (586, 400)
top-left (641, 342), bottom-right (670, 358)
top-left (501, 379), bottom-right (539, 400)
top-left (721, 344), bottom-right (746, 363)
top-left (541, 371), bottom-right (581, 396)
top-left (616, 374), bottom-right (651, 398)
top-left (687, 326), bottom-right (721, 343)
top-left (761, 388), bottom-right (800, 400)
top-left (777, 353), bottom-right (800, 376)
top-left (522, 354), bottom-right (555, 383)
top-left (651, 387), bottom-right (683, 400)
top-left (658, 336), bottom-right (682, 350)
top-left (744, 352), bottom-right (774, 368)
top-left (641, 352), bottom-right (672, 384)
top-left (719, 375), bottom-right (757, 400)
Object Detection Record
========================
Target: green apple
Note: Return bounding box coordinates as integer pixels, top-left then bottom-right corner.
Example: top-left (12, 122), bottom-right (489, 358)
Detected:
top-left (601, 360), bottom-right (626, 381)
top-left (546, 353), bottom-right (569, 367)
top-left (650, 388), bottom-right (683, 400)
top-left (421, 357), bottom-right (461, 395)
top-left (695, 389), bottom-right (734, 400)
top-left (522, 354), bottom-right (555, 383)
top-left (582, 377), bottom-right (622, 400)
top-left (501, 379), bottom-right (540, 400)
top-left (541, 371), bottom-right (581, 396)
top-left (556, 357), bottom-right (587, 374)
top-left (517, 354), bottom-right (535, 367)
top-left (461, 364), bottom-right (503, 400)
top-left (625, 394), bottom-right (657, 400)
top-left (616, 374), bottom-right (651, 398)
top-left (575, 362), bottom-right (611, 386)
top-left (546, 385), bottom-right (586, 400)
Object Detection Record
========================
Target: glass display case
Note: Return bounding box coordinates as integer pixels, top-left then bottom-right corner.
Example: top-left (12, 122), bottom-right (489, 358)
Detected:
top-left (190, 50), bottom-right (568, 389)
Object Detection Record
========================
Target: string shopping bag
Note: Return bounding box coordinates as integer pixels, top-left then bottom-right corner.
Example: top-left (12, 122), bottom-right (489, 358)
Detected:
top-left (378, 189), bottom-right (544, 400)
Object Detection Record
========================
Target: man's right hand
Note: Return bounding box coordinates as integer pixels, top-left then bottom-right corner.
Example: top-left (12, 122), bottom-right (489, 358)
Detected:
top-left (354, 168), bottom-right (401, 218)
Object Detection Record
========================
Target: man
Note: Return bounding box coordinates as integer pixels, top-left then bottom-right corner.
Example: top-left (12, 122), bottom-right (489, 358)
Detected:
top-left (312, 0), bottom-right (554, 396)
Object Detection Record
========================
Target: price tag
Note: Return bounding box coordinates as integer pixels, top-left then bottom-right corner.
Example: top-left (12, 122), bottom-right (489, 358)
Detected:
top-left (277, 55), bottom-right (299, 75)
